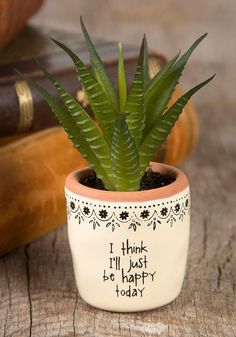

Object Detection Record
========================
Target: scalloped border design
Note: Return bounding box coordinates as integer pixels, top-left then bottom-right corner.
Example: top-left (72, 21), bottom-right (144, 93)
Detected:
top-left (65, 189), bottom-right (190, 232)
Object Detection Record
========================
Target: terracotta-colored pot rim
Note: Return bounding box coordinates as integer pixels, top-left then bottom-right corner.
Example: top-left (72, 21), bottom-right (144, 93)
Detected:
top-left (65, 162), bottom-right (189, 202)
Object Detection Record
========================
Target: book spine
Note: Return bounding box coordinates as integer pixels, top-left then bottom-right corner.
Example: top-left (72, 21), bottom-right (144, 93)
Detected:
top-left (0, 69), bottom-right (85, 136)
top-left (0, 55), bottom-right (167, 137)
top-left (0, 56), bottom-right (140, 137)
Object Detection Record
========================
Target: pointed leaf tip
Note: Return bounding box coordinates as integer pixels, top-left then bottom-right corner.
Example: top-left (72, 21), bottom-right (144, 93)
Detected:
top-left (51, 37), bottom-right (63, 49)
top-left (197, 32), bottom-right (208, 43)
top-left (143, 34), bottom-right (148, 45)
top-left (209, 73), bottom-right (216, 81)
top-left (80, 16), bottom-right (119, 112)
top-left (80, 16), bottom-right (87, 33)
top-left (118, 44), bottom-right (127, 112)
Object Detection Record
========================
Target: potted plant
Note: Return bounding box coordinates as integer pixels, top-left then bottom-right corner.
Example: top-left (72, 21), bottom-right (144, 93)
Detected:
top-left (20, 18), bottom-right (214, 312)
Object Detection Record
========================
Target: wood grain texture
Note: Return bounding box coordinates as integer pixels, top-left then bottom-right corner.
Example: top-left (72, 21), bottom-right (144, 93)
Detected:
top-left (0, 0), bottom-right (235, 336)
top-left (0, 127), bottom-right (88, 255)
top-left (0, 0), bottom-right (44, 49)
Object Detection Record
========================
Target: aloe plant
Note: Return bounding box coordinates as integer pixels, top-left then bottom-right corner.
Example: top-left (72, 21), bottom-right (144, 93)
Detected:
top-left (20, 18), bottom-right (214, 191)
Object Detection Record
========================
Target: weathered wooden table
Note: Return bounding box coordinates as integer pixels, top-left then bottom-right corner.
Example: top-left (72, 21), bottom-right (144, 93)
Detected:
top-left (0, 0), bottom-right (235, 336)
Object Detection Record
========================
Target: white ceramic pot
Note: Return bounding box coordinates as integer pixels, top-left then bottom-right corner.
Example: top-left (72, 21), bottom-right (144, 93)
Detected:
top-left (65, 162), bottom-right (190, 312)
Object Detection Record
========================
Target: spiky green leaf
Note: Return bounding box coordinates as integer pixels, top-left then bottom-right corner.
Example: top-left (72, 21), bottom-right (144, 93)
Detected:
top-left (145, 51), bottom-right (180, 99)
top-left (80, 17), bottom-right (119, 112)
top-left (118, 42), bottom-right (127, 112)
top-left (51, 38), bottom-right (117, 144)
top-left (142, 34), bottom-right (150, 87)
top-left (37, 62), bottom-right (114, 183)
top-left (139, 74), bottom-right (215, 174)
top-left (17, 71), bottom-right (115, 190)
top-left (124, 36), bottom-right (146, 147)
top-left (111, 115), bottom-right (140, 191)
top-left (144, 33), bottom-right (208, 136)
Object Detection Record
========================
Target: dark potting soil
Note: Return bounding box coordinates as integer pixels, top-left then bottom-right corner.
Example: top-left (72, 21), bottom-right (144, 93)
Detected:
top-left (139, 169), bottom-right (176, 190)
top-left (80, 169), bottom-right (176, 191)
top-left (80, 170), bottom-right (106, 190)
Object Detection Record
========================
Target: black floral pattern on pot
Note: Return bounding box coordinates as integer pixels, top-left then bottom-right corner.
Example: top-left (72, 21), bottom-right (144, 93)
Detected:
top-left (119, 211), bottom-right (129, 220)
top-left (160, 207), bottom-right (168, 217)
top-left (99, 209), bottom-right (108, 219)
top-left (174, 203), bottom-right (180, 212)
top-left (70, 201), bottom-right (76, 210)
top-left (89, 217), bottom-right (100, 230)
top-left (83, 206), bottom-right (90, 215)
top-left (167, 214), bottom-right (176, 227)
top-left (147, 216), bottom-right (161, 230)
top-left (65, 191), bottom-right (190, 231)
top-left (106, 219), bottom-right (120, 232)
top-left (140, 210), bottom-right (150, 219)
top-left (128, 220), bottom-right (141, 232)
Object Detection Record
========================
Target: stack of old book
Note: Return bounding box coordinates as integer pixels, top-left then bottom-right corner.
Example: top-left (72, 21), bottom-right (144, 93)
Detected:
top-left (0, 25), bottom-right (198, 255)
